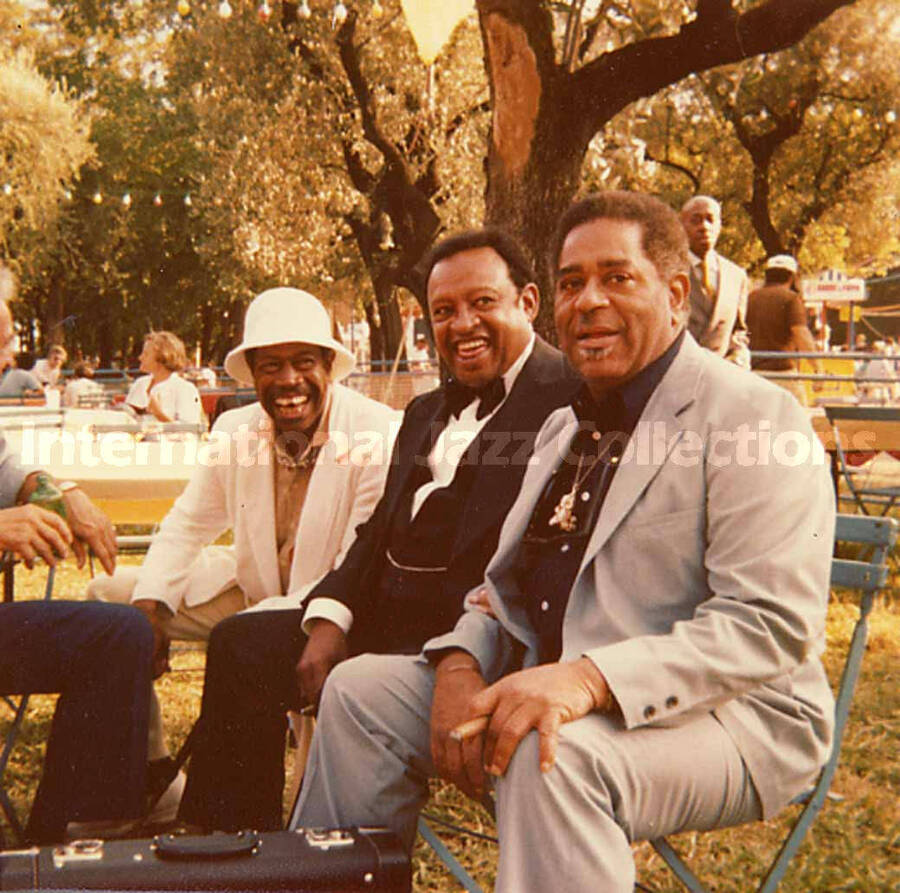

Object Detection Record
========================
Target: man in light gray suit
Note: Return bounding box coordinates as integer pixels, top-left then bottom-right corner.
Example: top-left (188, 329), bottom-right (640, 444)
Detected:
top-left (681, 195), bottom-right (750, 367)
top-left (293, 192), bottom-right (835, 892)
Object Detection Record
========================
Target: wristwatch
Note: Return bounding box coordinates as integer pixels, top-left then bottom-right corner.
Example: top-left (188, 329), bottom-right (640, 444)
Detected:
top-left (58, 480), bottom-right (80, 494)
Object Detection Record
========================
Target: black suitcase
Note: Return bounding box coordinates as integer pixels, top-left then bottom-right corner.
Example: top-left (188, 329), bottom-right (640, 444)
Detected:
top-left (0, 827), bottom-right (410, 892)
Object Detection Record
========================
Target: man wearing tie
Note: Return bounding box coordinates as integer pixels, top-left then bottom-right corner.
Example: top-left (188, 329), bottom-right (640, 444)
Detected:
top-left (178, 228), bottom-right (580, 831)
top-left (681, 195), bottom-right (750, 368)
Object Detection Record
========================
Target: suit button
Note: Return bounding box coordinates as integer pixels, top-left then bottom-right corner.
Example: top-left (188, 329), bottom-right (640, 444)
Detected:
top-left (643, 705), bottom-right (656, 719)
top-left (665, 696), bottom-right (678, 709)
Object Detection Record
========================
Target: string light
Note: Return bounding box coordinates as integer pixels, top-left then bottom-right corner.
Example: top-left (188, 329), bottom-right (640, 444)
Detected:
top-left (92, 191), bottom-right (103, 204)
top-left (153, 193), bottom-right (163, 206)
top-left (184, 194), bottom-right (193, 207)
top-left (297, 0), bottom-right (311, 19)
top-left (372, 1), bottom-right (383, 18)
top-left (332, 1), bottom-right (347, 28)
top-left (2, 184), bottom-right (12, 196)
top-left (217, 0), bottom-right (233, 19)
top-left (177, 0), bottom-right (191, 17)
top-left (122, 193), bottom-right (132, 207)
top-left (258, 1), bottom-right (272, 21)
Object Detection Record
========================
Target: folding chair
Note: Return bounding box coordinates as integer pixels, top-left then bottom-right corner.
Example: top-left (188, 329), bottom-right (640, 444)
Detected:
top-left (0, 560), bottom-right (57, 845)
top-left (824, 404), bottom-right (900, 515)
top-left (419, 514), bottom-right (898, 892)
top-left (650, 513), bottom-right (898, 891)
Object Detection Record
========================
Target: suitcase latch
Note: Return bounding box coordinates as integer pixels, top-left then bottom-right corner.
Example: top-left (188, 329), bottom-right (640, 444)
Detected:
top-left (52, 839), bottom-right (105, 868)
top-left (303, 828), bottom-right (355, 850)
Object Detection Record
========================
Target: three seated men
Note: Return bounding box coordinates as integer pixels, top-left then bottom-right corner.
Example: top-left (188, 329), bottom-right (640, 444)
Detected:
top-left (292, 192), bottom-right (835, 891)
top-left (178, 228), bottom-right (581, 830)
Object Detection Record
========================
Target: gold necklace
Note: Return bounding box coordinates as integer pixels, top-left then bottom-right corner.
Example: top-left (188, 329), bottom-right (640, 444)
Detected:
top-left (548, 437), bottom-right (617, 533)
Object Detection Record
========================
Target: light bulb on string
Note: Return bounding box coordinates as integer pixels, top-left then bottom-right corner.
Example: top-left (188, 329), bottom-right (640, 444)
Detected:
top-left (184, 194), bottom-right (193, 207)
top-left (92, 191), bottom-right (103, 204)
top-left (63, 189), bottom-right (73, 201)
top-left (332, 1), bottom-right (347, 28)
top-left (2, 184), bottom-right (12, 197)
top-left (297, 0), bottom-right (311, 19)
top-left (258, 1), bottom-right (272, 21)
top-left (218, 0), bottom-right (233, 19)
top-left (372, 1), bottom-right (383, 18)
top-left (177, 0), bottom-right (191, 18)
top-left (153, 193), bottom-right (163, 207)
top-left (122, 193), bottom-right (132, 207)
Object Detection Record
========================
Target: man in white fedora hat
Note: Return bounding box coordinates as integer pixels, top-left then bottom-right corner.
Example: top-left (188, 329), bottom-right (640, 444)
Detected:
top-left (87, 287), bottom-right (399, 823)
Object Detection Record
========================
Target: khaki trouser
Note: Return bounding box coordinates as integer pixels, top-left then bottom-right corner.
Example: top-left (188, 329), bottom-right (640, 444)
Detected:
top-left (87, 570), bottom-right (245, 760)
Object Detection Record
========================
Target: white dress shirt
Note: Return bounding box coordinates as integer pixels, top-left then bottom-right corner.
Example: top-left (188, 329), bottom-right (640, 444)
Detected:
top-left (303, 333), bottom-right (536, 635)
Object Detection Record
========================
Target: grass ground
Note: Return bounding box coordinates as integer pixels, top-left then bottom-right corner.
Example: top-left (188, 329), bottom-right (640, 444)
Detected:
top-left (2, 560), bottom-right (898, 891)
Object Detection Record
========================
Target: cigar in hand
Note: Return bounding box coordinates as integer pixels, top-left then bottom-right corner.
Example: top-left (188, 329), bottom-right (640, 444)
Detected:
top-left (449, 715), bottom-right (490, 742)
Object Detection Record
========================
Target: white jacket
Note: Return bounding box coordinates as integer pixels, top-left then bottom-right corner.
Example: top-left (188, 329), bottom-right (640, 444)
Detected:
top-left (131, 384), bottom-right (400, 614)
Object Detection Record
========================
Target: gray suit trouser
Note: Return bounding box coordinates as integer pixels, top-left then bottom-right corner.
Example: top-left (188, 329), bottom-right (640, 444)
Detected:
top-left (293, 654), bottom-right (762, 893)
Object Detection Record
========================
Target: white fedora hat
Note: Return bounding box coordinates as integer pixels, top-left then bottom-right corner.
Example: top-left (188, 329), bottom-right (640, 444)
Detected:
top-left (224, 287), bottom-right (355, 385)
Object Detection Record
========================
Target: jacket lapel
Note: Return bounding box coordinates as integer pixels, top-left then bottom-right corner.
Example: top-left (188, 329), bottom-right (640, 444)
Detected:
top-left (290, 389), bottom-right (354, 587)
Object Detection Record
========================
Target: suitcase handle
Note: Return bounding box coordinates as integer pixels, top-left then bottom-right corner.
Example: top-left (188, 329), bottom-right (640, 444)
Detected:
top-left (152, 831), bottom-right (261, 860)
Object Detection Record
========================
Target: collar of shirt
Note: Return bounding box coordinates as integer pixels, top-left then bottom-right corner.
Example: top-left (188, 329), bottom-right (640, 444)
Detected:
top-left (689, 249), bottom-right (718, 272)
top-left (412, 333), bottom-right (536, 519)
top-left (571, 329), bottom-right (685, 438)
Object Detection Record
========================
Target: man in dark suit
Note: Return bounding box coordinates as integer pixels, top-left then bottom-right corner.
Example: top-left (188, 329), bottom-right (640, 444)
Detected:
top-left (178, 228), bottom-right (580, 831)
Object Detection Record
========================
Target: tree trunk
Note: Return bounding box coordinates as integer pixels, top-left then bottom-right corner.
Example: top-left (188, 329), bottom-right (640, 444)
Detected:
top-left (475, 0), bottom-right (853, 342)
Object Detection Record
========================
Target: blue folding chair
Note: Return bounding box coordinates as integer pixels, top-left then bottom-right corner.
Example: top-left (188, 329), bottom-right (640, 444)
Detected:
top-left (0, 559), bottom-right (57, 845)
top-left (420, 514), bottom-right (898, 891)
top-left (651, 513), bottom-right (897, 891)
top-left (825, 404), bottom-right (900, 516)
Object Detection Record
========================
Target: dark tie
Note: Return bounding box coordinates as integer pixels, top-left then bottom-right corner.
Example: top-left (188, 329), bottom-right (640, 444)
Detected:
top-left (444, 377), bottom-right (506, 420)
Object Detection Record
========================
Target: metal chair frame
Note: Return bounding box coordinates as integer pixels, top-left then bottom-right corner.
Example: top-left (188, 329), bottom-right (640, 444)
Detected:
top-left (419, 514), bottom-right (898, 892)
top-left (824, 404), bottom-right (900, 516)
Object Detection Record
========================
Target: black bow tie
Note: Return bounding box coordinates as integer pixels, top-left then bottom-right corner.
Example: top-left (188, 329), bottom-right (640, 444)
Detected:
top-left (444, 377), bottom-right (506, 421)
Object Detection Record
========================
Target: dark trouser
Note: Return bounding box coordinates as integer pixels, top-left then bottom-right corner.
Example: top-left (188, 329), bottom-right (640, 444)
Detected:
top-left (178, 610), bottom-right (307, 832)
top-left (0, 601), bottom-right (153, 844)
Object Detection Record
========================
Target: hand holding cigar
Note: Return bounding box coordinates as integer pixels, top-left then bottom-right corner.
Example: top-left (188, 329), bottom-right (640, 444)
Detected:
top-left (449, 714), bottom-right (490, 742)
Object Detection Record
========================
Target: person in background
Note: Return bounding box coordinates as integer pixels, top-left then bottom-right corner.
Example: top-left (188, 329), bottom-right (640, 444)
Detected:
top-left (125, 331), bottom-right (202, 424)
top-left (747, 254), bottom-right (822, 406)
top-left (0, 352), bottom-right (43, 399)
top-left (680, 196), bottom-right (750, 367)
top-left (31, 345), bottom-right (67, 388)
top-left (63, 361), bottom-right (105, 408)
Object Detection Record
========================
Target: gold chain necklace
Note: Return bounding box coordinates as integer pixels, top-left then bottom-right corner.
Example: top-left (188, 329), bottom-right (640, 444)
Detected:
top-left (548, 436), bottom-right (617, 533)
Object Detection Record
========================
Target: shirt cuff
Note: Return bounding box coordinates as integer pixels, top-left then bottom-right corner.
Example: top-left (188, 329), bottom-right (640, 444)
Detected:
top-left (302, 597), bottom-right (353, 635)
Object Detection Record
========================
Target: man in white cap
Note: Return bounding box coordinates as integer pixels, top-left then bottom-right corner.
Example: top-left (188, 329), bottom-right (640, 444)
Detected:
top-left (680, 196), bottom-right (750, 367)
top-left (87, 287), bottom-right (399, 821)
top-left (747, 254), bottom-right (820, 405)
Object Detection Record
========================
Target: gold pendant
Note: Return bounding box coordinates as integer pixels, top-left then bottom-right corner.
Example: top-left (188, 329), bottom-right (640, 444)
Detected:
top-left (548, 488), bottom-right (577, 532)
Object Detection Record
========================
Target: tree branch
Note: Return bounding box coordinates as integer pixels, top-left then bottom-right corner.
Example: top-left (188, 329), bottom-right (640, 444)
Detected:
top-left (570, 0), bottom-right (853, 147)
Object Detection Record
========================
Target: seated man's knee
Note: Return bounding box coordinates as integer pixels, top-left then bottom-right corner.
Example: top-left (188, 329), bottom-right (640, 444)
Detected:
top-left (86, 566), bottom-right (140, 604)
top-left (318, 654), bottom-right (407, 719)
top-left (206, 611), bottom-right (262, 663)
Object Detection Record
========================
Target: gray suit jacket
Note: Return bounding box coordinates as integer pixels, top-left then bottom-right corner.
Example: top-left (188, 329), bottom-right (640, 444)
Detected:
top-left (427, 334), bottom-right (835, 820)
top-left (687, 252), bottom-right (750, 365)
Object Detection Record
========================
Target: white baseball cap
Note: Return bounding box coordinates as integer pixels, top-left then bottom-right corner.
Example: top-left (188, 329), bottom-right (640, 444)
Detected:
top-left (224, 288), bottom-right (355, 385)
top-left (765, 254), bottom-right (798, 274)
